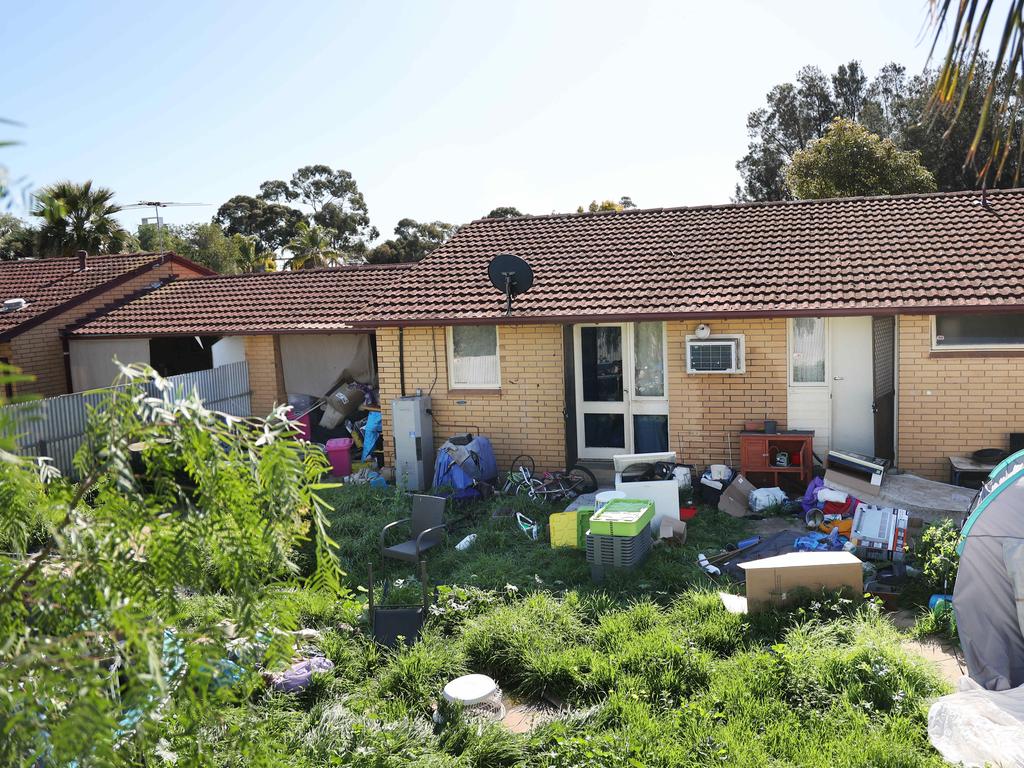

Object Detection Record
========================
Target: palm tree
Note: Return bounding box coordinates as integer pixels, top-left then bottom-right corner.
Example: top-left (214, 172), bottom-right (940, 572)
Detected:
top-left (283, 221), bottom-right (344, 269)
top-left (232, 233), bottom-right (277, 272)
top-left (926, 0), bottom-right (1024, 184)
top-left (31, 180), bottom-right (129, 257)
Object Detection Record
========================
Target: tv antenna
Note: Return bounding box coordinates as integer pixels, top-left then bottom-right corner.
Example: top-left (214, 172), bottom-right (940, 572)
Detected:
top-left (120, 201), bottom-right (211, 229)
top-left (487, 254), bottom-right (534, 316)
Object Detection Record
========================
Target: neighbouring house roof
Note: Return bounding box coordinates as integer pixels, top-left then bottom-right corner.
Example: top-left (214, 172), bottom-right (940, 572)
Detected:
top-left (67, 263), bottom-right (414, 337)
top-left (361, 188), bottom-right (1024, 325)
top-left (0, 252), bottom-right (214, 341)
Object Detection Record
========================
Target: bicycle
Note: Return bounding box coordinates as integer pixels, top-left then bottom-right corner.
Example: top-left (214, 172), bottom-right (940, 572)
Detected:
top-left (502, 454), bottom-right (598, 502)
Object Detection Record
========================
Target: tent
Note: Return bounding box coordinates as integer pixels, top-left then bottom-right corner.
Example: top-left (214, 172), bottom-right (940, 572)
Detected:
top-left (954, 449), bottom-right (1024, 691)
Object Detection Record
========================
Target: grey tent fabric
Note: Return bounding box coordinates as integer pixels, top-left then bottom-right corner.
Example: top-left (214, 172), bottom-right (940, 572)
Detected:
top-left (954, 452), bottom-right (1024, 691)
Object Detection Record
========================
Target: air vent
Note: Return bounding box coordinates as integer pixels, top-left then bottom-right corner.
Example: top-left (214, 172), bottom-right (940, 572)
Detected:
top-left (3, 298), bottom-right (27, 313)
top-left (686, 336), bottom-right (744, 374)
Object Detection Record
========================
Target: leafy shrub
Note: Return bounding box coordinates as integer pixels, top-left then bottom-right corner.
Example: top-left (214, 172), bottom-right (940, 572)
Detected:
top-left (916, 520), bottom-right (961, 594)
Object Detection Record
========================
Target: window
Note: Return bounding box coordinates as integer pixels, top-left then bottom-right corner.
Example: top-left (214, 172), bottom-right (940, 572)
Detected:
top-left (633, 322), bottom-right (666, 397)
top-left (790, 318), bottom-right (826, 384)
top-left (685, 336), bottom-right (745, 374)
top-left (933, 313), bottom-right (1024, 350)
top-left (447, 325), bottom-right (500, 388)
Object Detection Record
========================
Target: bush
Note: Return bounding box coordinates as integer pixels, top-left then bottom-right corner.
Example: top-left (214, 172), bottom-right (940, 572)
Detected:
top-left (916, 520), bottom-right (960, 594)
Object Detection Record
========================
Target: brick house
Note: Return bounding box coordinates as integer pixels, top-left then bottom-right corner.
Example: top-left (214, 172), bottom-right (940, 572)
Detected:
top-left (66, 264), bottom-right (412, 414)
top-left (362, 188), bottom-right (1024, 482)
top-left (0, 251), bottom-right (212, 397)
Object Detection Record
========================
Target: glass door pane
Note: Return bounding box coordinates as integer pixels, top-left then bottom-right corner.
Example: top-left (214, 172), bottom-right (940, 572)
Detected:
top-left (633, 322), bottom-right (665, 397)
top-left (581, 326), bottom-right (623, 402)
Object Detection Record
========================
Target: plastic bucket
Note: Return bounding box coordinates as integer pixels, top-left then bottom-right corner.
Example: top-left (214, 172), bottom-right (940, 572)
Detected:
top-left (594, 490), bottom-right (626, 513)
top-left (325, 437), bottom-right (354, 477)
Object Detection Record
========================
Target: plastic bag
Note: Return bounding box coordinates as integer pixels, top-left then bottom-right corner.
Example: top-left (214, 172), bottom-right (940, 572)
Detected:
top-left (928, 675), bottom-right (1024, 767)
top-left (749, 487), bottom-right (786, 512)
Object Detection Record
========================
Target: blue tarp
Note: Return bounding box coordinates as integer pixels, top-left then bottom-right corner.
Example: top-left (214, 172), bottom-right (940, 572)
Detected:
top-left (432, 434), bottom-right (498, 499)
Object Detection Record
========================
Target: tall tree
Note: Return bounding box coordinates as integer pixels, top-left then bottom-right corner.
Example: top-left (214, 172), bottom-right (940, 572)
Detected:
top-left (787, 118), bottom-right (937, 199)
top-left (214, 195), bottom-right (304, 254)
top-left (366, 218), bottom-right (457, 264)
top-left (576, 197), bottom-right (637, 213)
top-left (485, 206), bottom-right (524, 218)
top-left (31, 180), bottom-right (129, 257)
top-left (284, 221), bottom-right (342, 269)
top-left (0, 213), bottom-right (36, 260)
top-left (258, 165), bottom-right (378, 257)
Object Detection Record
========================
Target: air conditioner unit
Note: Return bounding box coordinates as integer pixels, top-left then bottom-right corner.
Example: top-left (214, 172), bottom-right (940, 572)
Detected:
top-left (686, 336), bottom-right (744, 374)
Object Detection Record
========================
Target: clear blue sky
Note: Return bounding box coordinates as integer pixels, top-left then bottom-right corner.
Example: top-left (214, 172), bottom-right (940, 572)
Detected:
top-left (3, 1), bottom-right (938, 237)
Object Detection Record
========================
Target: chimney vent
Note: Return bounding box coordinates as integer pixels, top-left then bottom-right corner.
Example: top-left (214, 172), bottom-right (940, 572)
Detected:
top-left (77, 250), bottom-right (87, 270)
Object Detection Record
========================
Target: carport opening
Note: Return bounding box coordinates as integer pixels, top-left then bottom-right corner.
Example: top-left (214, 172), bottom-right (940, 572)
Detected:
top-left (149, 336), bottom-right (219, 377)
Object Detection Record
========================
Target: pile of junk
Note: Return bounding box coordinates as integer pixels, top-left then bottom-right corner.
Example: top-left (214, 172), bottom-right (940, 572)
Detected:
top-left (287, 377), bottom-right (386, 486)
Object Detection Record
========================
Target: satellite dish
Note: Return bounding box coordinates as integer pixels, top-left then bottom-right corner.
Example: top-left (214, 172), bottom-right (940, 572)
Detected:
top-left (487, 254), bottom-right (534, 316)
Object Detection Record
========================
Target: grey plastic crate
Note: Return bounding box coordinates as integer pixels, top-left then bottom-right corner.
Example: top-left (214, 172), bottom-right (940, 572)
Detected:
top-left (585, 529), bottom-right (653, 568)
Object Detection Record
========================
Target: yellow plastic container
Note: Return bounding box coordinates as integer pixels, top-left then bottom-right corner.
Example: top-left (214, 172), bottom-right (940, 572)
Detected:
top-left (550, 507), bottom-right (594, 548)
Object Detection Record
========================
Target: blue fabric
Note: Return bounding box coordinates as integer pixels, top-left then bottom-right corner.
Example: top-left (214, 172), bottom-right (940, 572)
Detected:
top-left (362, 411), bottom-right (382, 461)
top-left (794, 530), bottom-right (848, 552)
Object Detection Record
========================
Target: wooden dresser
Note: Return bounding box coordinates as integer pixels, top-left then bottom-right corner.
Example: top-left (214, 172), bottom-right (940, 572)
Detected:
top-left (739, 430), bottom-right (814, 490)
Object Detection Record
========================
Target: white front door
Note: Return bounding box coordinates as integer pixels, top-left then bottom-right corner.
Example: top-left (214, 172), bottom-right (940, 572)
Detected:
top-left (829, 316), bottom-right (875, 455)
top-left (574, 322), bottom-right (669, 459)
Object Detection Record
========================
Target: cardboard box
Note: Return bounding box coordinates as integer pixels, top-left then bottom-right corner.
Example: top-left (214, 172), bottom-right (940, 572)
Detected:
top-left (718, 473), bottom-right (758, 518)
top-left (658, 517), bottom-right (687, 544)
top-left (824, 467), bottom-right (881, 500)
top-left (739, 551), bottom-right (863, 612)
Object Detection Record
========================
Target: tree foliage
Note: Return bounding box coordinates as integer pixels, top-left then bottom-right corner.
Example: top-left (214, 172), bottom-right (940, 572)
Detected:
top-left (137, 221), bottom-right (259, 274)
top-left (366, 218), bottom-right (457, 264)
top-left (576, 196), bottom-right (637, 213)
top-left (258, 165), bottom-right (378, 257)
top-left (736, 58), bottom-right (1023, 200)
top-left (925, 0), bottom-right (1024, 184)
top-left (485, 206), bottom-right (524, 219)
top-left (0, 362), bottom-right (343, 766)
top-left (31, 180), bottom-right (130, 257)
top-left (787, 118), bottom-right (937, 199)
top-left (0, 213), bottom-right (36, 260)
top-left (214, 195), bottom-right (305, 255)
top-left (284, 221), bottom-right (343, 269)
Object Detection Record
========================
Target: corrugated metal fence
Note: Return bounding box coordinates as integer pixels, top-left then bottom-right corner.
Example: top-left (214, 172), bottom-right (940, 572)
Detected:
top-left (2, 361), bottom-right (251, 476)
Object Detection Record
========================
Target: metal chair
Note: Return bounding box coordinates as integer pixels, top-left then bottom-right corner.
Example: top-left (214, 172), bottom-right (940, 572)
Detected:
top-left (380, 494), bottom-right (448, 564)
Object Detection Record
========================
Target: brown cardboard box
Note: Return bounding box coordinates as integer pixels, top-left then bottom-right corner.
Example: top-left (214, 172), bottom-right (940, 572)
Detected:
top-left (718, 473), bottom-right (758, 517)
top-left (824, 467), bottom-right (881, 500)
top-left (738, 551), bottom-right (863, 612)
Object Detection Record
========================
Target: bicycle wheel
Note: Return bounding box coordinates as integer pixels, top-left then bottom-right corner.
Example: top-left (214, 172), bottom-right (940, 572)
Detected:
top-left (509, 454), bottom-right (535, 476)
top-left (565, 464), bottom-right (598, 494)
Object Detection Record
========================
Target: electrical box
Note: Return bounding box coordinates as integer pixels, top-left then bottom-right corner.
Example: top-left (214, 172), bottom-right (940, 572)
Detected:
top-left (391, 395), bottom-right (433, 491)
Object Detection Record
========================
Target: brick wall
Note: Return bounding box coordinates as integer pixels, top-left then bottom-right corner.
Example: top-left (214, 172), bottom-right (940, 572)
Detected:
top-left (376, 325), bottom-right (567, 472)
top-left (898, 314), bottom-right (1024, 479)
top-left (8, 261), bottom-right (203, 397)
top-left (666, 318), bottom-right (789, 468)
top-left (245, 335), bottom-right (287, 416)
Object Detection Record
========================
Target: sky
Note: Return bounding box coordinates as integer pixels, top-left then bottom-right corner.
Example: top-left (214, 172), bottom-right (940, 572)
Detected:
top-left (3, 1), bottom-right (941, 238)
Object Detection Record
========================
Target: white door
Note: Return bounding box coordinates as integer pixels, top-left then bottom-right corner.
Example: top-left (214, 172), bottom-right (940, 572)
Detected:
top-left (829, 316), bottom-right (875, 455)
top-left (574, 322), bottom-right (669, 459)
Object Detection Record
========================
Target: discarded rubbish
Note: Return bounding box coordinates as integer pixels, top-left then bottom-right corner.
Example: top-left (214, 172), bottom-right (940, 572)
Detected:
top-left (455, 534), bottom-right (477, 551)
top-left (269, 656), bottom-right (334, 693)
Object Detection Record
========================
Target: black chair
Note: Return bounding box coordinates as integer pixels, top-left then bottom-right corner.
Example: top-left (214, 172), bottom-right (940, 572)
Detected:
top-left (380, 494), bottom-right (448, 564)
top-left (367, 561), bottom-right (430, 647)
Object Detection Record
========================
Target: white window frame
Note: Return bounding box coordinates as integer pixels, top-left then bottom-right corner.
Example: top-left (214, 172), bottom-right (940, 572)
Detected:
top-left (930, 314), bottom-right (1024, 352)
top-left (446, 325), bottom-right (501, 389)
top-left (787, 317), bottom-right (829, 387)
top-left (685, 334), bottom-right (745, 374)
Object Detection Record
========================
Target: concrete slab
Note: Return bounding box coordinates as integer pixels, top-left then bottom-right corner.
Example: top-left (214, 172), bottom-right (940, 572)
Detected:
top-left (500, 703), bottom-right (558, 734)
top-left (902, 638), bottom-right (965, 687)
top-left (827, 471), bottom-right (976, 522)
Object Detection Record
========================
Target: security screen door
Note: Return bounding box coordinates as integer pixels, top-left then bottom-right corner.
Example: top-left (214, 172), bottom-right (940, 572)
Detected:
top-left (573, 322), bottom-right (669, 459)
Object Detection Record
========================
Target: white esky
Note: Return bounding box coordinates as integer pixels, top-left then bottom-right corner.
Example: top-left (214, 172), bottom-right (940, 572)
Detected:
top-left (4, 1), bottom-right (940, 238)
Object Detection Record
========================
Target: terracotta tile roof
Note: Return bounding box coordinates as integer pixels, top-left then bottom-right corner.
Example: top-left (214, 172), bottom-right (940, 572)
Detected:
top-left (0, 252), bottom-right (212, 340)
top-left (363, 188), bottom-right (1024, 324)
top-left (67, 263), bottom-right (414, 337)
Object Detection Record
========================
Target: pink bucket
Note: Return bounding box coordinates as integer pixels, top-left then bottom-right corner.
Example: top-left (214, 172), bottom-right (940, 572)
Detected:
top-left (325, 437), bottom-right (353, 477)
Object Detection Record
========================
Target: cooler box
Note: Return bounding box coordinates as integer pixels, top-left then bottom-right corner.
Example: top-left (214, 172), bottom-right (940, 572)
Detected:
top-left (325, 437), bottom-right (353, 477)
top-left (589, 499), bottom-right (655, 537)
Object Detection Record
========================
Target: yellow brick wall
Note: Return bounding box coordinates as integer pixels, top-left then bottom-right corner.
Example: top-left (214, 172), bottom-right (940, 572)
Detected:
top-left (8, 261), bottom-right (204, 397)
top-left (898, 314), bottom-right (1024, 480)
top-left (667, 318), bottom-right (789, 468)
top-left (376, 325), bottom-right (567, 472)
top-left (245, 335), bottom-right (287, 417)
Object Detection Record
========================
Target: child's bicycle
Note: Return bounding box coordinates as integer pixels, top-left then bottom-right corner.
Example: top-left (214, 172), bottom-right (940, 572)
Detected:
top-left (502, 454), bottom-right (598, 502)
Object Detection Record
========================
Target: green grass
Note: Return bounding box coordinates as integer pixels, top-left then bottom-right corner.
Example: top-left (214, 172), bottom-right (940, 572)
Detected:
top-left (164, 485), bottom-right (951, 767)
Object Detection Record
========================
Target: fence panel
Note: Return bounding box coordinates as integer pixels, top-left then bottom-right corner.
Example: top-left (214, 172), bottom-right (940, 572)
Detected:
top-left (2, 361), bottom-right (251, 476)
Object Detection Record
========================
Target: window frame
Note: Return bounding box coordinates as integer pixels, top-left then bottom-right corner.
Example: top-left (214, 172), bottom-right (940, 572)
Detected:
top-left (930, 314), bottom-right (1024, 352)
top-left (788, 317), bottom-right (829, 387)
top-left (446, 325), bottom-right (501, 390)
top-left (684, 334), bottom-right (746, 375)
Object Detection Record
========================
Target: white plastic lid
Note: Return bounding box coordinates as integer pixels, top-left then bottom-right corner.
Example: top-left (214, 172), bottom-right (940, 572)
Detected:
top-left (595, 490), bottom-right (627, 504)
top-left (442, 674), bottom-right (499, 705)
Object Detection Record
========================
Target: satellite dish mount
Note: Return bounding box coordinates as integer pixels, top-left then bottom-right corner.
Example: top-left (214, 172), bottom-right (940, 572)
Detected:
top-left (487, 254), bottom-right (534, 316)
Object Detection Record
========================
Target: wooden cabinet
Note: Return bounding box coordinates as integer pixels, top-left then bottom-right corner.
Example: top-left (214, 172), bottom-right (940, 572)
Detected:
top-left (739, 431), bottom-right (814, 490)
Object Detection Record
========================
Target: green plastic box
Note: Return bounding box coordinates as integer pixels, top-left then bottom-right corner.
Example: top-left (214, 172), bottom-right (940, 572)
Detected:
top-left (588, 498), bottom-right (655, 536)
